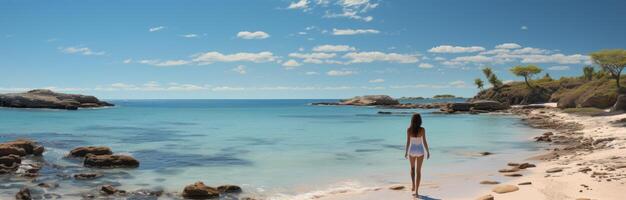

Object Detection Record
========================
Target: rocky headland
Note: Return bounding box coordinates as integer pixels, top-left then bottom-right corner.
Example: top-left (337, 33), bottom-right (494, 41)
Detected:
top-left (0, 89), bottom-right (114, 110)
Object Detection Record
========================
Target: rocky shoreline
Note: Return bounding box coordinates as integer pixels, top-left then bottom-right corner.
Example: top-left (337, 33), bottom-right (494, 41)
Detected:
top-left (0, 140), bottom-right (251, 200)
top-left (0, 89), bottom-right (114, 110)
top-left (471, 106), bottom-right (626, 199)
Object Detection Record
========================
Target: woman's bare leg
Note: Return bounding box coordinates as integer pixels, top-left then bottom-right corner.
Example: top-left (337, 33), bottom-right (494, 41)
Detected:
top-left (414, 156), bottom-right (424, 197)
top-left (408, 156), bottom-right (416, 193)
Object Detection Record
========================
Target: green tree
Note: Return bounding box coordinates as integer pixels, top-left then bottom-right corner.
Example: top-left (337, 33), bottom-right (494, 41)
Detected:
top-left (488, 74), bottom-right (502, 88)
top-left (481, 67), bottom-right (502, 88)
top-left (474, 78), bottom-right (484, 91)
top-left (583, 66), bottom-right (594, 81)
top-left (510, 65), bottom-right (543, 88)
top-left (543, 73), bottom-right (552, 81)
top-left (590, 49), bottom-right (626, 93)
top-left (482, 67), bottom-right (493, 79)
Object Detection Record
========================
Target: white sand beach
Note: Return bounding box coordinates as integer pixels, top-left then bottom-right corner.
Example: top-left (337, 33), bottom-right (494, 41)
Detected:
top-left (317, 107), bottom-right (626, 200)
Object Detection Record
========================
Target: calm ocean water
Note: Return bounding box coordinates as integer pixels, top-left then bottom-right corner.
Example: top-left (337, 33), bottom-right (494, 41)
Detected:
top-left (0, 99), bottom-right (543, 199)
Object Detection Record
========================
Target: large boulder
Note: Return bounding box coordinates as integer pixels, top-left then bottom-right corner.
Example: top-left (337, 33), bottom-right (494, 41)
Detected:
top-left (0, 155), bottom-right (21, 169)
top-left (15, 187), bottom-right (31, 200)
top-left (0, 139), bottom-right (44, 156)
top-left (441, 101), bottom-right (508, 113)
top-left (68, 146), bottom-right (113, 157)
top-left (340, 95), bottom-right (400, 106)
top-left (470, 100), bottom-right (509, 111)
top-left (611, 94), bottom-right (626, 112)
top-left (182, 182), bottom-right (220, 199)
top-left (0, 89), bottom-right (114, 110)
top-left (84, 154), bottom-right (139, 168)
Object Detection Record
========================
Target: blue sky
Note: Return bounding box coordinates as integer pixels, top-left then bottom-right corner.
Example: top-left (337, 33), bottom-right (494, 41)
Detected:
top-left (1, 0), bottom-right (626, 99)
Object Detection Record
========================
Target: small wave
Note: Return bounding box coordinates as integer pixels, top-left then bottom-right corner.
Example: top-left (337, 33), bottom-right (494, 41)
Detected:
top-left (268, 181), bottom-right (381, 200)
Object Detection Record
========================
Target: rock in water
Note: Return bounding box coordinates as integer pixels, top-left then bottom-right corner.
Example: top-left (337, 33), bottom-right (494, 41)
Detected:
top-left (0, 139), bottom-right (45, 156)
top-left (340, 95), bottom-right (400, 106)
top-left (68, 146), bottom-right (113, 157)
top-left (15, 187), bottom-right (31, 200)
top-left (0, 155), bottom-right (21, 170)
top-left (217, 185), bottom-right (242, 193)
top-left (476, 194), bottom-right (494, 200)
top-left (73, 173), bottom-right (102, 180)
top-left (0, 89), bottom-right (114, 110)
top-left (101, 185), bottom-right (118, 195)
top-left (0, 146), bottom-right (26, 157)
top-left (492, 185), bottom-right (519, 194)
top-left (182, 182), bottom-right (219, 199)
top-left (84, 154), bottom-right (139, 168)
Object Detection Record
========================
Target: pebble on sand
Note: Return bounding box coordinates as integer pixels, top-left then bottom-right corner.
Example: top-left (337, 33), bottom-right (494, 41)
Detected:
top-left (476, 194), bottom-right (494, 200)
top-left (492, 185), bottom-right (519, 194)
top-left (479, 180), bottom-right (500, 185)
top-left (388, 185), bottom-right (405, 190)
top-left (546, 167), bottom-right (563, 173)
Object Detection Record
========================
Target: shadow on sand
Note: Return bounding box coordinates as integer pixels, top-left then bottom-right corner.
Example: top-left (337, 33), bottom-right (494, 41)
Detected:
top-left (416, 195), bottom-right (441, 200)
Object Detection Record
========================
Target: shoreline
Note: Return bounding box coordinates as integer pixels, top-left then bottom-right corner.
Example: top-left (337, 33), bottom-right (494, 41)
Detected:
top-left (479, 107), bottom-right (626, 200)
top-left (317, 105), bottom-right (626, 200)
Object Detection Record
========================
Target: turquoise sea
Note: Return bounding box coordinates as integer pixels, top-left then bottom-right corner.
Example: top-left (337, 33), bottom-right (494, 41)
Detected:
top-left (0, 99), bottom-right (543, 199)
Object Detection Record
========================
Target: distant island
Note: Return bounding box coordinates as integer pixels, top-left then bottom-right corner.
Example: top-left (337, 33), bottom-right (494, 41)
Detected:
top-left (0, 89), bottom-right (114, 110)
top-left (432, 94), bottom-right (462, 99)
top-left (397, 96), bottom-right (425, 100)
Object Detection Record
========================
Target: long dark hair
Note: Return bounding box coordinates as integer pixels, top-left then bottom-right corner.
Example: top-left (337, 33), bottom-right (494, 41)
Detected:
top-left (409, 113), bottom-right (422, 136)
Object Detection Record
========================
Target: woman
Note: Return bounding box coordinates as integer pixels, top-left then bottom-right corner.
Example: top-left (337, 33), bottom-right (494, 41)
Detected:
top-left (404, 113), bottom-right (430, 198)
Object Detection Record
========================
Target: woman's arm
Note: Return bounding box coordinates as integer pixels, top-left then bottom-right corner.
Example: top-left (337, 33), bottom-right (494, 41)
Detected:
top-left (423, 128), bottom-right (431, 159)
top-left (404, 129), bottom-right (410, 159)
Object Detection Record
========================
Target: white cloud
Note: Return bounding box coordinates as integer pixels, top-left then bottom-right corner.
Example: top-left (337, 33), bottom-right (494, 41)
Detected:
top-left (324, 10), bottom-right (373, 22)
top-left (520, 54), bottom-right (589, 64)
top-left (343, 51), bottom-right (419, 64)
top-left (332, 28), bottom-right (379, 35)
top-left (521, 26), bottom-right (528, 30)
top-left (138, 59), bottom-right (190, 67)
top-left (434, 57), bottom-right (446, 61)
top-left (418, 63), bottom-right (434, 68)
top-left (368, 78), bottom-right (384, 83)
top-left (510, 47), bottom-right (549, 55)
top-left (192, 51), bottom-right (276, 64)
top-left (232, 65), bottom-right (247, 74)
top-left (451, 55), bottom-right (493, 63)
top-left (449, 80), bottom-right (468, 88)
top-left (324, 0), bottom-right (378, 22)
top-left (289, 52), bottom-right (337, 63)
top-left (282, 59), bottom-right (302, 69)
top-left (123, 59), bottom-right (132, 64)
top-left (327, 70), bottom-right (356, 76)
top-left (237, 31), bottom-right (270, 39)
top-left (495, 43), bottom-right (522, 49)
top-left (181, 34), bottom-right (198, 38)
top-left (305, 71), bottom-right (319, 75)
top-left (548, 66), bottom-right (570, 71)
top-left (60, 46), bottom-right (105, 56)
top-left (149, 26), bottom-right (165, 32)
top-left (428, 45), bottom-right (485, 53)
top-left (288, 0), bottom-right (309, 10)
top-left (312, 44), bottom-right (356, 52)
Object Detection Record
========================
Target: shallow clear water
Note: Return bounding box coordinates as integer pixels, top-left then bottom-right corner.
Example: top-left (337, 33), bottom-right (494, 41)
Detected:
top-left (0, 99), bottom-right (543, 199)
